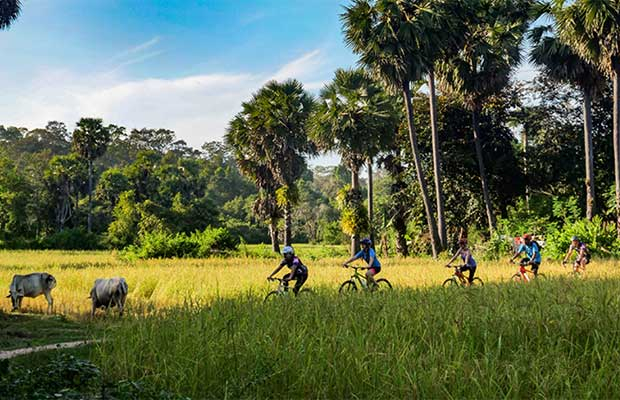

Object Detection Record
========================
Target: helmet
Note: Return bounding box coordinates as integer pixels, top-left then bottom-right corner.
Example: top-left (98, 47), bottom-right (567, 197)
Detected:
top-left (522, 233), bottom-right (532, 241)
top-left (571, 236), bottom-right (579, 242)
top-left (360, 238), bottom-right (372, 246)
top-left (282, 246), bottom-right (294, 256)
top-left (458, 238), bottom-right (468, 246)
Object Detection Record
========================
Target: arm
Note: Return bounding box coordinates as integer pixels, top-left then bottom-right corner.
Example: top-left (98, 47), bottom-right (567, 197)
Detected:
top-left (285, 261), bottom-right (300, 281)
top-left (342, 254), bottom-right (359, 267)
top-left (510, 245), bottom-right (523, 262)
top-left (268, 262), bottom-right (285, 279)
top-left (562, 247), bottom-right (573, 264)
top-left (464, 251), bottom-right (472, 266)
top-left (446, 250), bottom-right (460, 266)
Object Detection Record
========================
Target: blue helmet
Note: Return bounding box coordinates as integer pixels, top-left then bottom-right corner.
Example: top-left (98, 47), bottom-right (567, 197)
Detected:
top-left (282, 246), bottom-right (295, 256)
top-left (360, 238), bottom-right (372, 246)
top-left (571, 236), bottom-right (579, 242)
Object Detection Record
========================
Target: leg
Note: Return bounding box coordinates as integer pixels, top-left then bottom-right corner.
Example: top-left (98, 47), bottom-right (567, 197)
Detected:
top-left (91, 299), bottom-right (97, 318)
top-left (366, 268), bottom-right (377, 289)
top-left (531, 263), bottom-right (540, 277)
top-left (281, 274), bottom-right (290, 290)
top-left (467, 266), bottom-right (476, 284)
top-left (44, 291), bottom-right (53, 314)
top-left (293, 273), bottom-right (307, 295)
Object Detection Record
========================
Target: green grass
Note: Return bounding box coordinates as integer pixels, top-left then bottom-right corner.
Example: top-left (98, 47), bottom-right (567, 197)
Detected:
top-left (0, 313), bottom-right (94, 351)
top-left (94, 277), bottom-right (620, 399)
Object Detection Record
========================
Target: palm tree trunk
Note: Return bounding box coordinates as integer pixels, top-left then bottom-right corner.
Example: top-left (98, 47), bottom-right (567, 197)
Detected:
top-left (428, 70), bottom-right (447, 250)
top-left (350, 165), bottom-right (360, 256)
top-left (583, 90), bottom-right (595, 221)
top-left (472, 109), bottom-right (496, 235)
top-left (367, 157), bottom-right (374, 246)
top-left (613, 67), bottom-right (620, 238)
top-left (284, 199), bottom-right (292, 246)
top-left (402, 83), bottom-right (439, 258)
top-left (269, 219), bottom-right (280, 253)
top-left (87, 159), bottom-right (93, 233)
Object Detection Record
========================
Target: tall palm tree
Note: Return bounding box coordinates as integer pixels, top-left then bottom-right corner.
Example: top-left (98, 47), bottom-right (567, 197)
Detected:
top-left (529, 24), bottom-right (605, 220)
top-left (438, 0), bottom-right (532, 235)
top-left (554, 0), bottom-right (620, 237)
top-left (342, 0), bottom-right (442, 257)
top-left (226, 79), bottom-right (315, 248)
top-left (0, 0), bottom-right (21, 30)
top-left (311, 68), bottom-right (399, 254)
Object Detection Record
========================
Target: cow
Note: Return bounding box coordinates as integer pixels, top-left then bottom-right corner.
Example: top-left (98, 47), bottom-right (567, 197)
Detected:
top-left (89, 277), bottom-right (128, 317)
top-left (6, 273), bottom-right (57, 313)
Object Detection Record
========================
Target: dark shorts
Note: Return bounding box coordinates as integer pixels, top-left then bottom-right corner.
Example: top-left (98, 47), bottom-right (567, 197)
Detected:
top-left (522, 258), bottom-right (540, 273)
top-left (368, 267), bottom-right (381, 275)
top-left (459, 265), bottom-right (476, 282)
top-left (283, 270), bottom-right (308, 293)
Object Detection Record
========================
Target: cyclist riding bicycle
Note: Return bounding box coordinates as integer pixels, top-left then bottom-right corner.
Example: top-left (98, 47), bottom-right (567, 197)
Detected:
top-left (562, 236), bottom-right (590, 273)
top-left (446, 238), bottom-right (477, 285)
top-left (267, 246), bottom-right (308, 294)
top-left (342, 238), bottom-right (381, 288)
top-left (510, 233), bottom-right (542, 276)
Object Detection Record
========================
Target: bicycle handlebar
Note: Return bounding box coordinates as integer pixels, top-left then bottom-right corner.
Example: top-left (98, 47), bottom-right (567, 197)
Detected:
top-left (342, 264), bottom-right (366, 270)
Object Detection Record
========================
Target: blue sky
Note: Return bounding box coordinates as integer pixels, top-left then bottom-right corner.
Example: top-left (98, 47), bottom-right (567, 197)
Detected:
top-left (0, 0), bottom-right (535, 158)
top-left (0, 0), bottom-right (356, 154)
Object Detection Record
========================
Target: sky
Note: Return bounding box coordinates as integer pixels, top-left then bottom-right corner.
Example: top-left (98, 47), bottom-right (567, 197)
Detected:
top-left (0, 0), bottom-right (537, 163)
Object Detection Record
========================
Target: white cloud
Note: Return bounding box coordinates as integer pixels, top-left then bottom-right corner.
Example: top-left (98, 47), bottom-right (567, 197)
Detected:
top-left (0, 49), bottom-right (327, 149)
top-left (110, 36), bottom-right (161, 62)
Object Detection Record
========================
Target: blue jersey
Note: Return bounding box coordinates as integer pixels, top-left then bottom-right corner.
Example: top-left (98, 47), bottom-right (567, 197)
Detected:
top-left (517, 242), bottom-right (541, 263)
top-left (460, 248), bottom-right (477, 267)
top-left (355, 248), bottom-right (381, 268)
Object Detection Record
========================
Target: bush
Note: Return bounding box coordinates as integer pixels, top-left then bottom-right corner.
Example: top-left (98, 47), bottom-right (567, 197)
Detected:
top-left (544, 216), bottom-right (620, 259)
top-left (129, 227), bottom-right (239, 259)
top-left (38, 228), bottom-right (101, 250)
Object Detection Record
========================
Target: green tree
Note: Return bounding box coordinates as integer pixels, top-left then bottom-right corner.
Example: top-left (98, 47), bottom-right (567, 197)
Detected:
top-left (226, 80), bottom-right (315, 248)
top-left (44, 154), bottom-right (88, 231)
top-left (0, 0), bottom-right (21, 29)
top-left (311, 68), bottom-right (398, 254)
top-left (554, 0), bottom-right (620, 237)
top-left (529, 23), bottom-right (605, 220)
top-left (342, 0), bottom-right (441, 257)
top-left (72, 118), bottom-right (112, 233)
top-left (438, 0), bottom-right (532, 235)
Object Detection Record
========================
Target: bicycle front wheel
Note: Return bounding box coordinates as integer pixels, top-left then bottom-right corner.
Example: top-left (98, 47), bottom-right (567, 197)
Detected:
top-left (442, 278), bottom-right (458, 288)
top-left (264, 291), bottom-right (280, 302)
top-left (339, 280), bottom-right (357, 294)
top-left (471, 277), bottom-right (484, 286)
top-left (535, 273), bottom-right (546, 280)
top-left (511, 273), bottom-right (522, 283)
top-left (297, 288), bottom-right (314, 296)
top-left (375, 278), bottom-right (392, 291)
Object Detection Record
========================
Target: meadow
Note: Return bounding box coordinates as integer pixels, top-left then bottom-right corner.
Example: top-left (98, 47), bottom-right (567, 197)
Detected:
top-left (3, 248), bottom-right (620, 398)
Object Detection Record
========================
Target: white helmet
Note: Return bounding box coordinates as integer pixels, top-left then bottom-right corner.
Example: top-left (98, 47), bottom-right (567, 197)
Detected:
top-left (282, 246), bottom-right (295, 256)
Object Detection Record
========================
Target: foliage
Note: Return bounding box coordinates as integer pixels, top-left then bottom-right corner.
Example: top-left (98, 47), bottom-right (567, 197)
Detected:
top-left (545, 216), bottom-right (620, 260)
top-left (336, 185), bottom-right (369, 238)
top-left (39, 228), bottom-right (101, 250)
top-left (128, 227), bottom-right (240, 259)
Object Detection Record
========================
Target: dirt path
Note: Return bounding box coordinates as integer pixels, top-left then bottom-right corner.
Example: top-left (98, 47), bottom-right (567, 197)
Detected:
top-left (0, 340), bottom-right (98, 360)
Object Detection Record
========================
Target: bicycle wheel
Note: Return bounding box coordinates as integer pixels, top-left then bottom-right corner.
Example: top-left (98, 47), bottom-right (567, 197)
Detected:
top-left (511, 273), bottom-right (522, 283)
top-left (339, 280), bottom-right (357, 294)
top-left (535, 273), bottom-right (546, 280)
top-left (375, 278), bottom-right (392, 291)
top-left (263, 291), bottom-right (280, 302)
top-left (470, 277), bottom-right (484, 286)
top-left (442, 278), bottom-right (458, 288)
top-left (297, 288), bottom-right (314, 296)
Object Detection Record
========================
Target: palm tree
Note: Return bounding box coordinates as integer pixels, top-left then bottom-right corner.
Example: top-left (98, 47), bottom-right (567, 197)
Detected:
top-left (529, 24), bottom-right (605, 220)
top-left (226, 79), bottom-right (315, 248)
top-left (0, 0), bottom-right (21, 30)
top-left (342, 0), bottom-right (442, 257)
top-left (311, 68), bottom-right (399, 254)
top-left (438, 0), bottom-right (532, 235)
top-left (554, 0), bottom-right (620, 237)
top-left (72, 118), bottom-right (112, 233)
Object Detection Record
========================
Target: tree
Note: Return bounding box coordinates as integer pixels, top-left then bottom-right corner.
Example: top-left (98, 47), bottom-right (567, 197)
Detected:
top-left (529, 23), bottom-right (605, 220)
top-left (72, 118), bottom-right (111, 233)
top-left (438, 0), bottom-right (532, 235)
top-left (311, 68), bottom-right (398, 254)
top-left (554, 0), bottom-right (620, 237)
top-left (0, 0), bottom-right (21, 30)
top-left (342, 0), bottom-right (442, 257)
top-left (226, 80), bottom-right (315, 250)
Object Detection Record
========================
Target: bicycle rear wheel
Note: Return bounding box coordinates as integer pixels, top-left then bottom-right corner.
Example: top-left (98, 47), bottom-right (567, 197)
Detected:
top-left (535, 273), bottom-right (546, 280)
top-left (339, 280), bottom-right (357, 294)
top-left (375, 278), bottom-right (392, 291)
top-left (297, 288), bottom-right (313, 296)
top-left (442, 278), bottom-right (458, 288)
top-left (471, 277), bottom-right (484, 286)
top-left (511, 273), bottom-right (523, 283)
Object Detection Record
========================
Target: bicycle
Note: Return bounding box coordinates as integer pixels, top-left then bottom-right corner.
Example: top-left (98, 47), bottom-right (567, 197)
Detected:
top-left (264, 277), bottom-right (312, 302)
top-left (563, 260), bottom-right (586, 278)
top-left (442, 265), bottom-right (483, 288)
top-left (510, 260), bottom-right (546, 283)
top-left (339, 265), bottom-right (392, 294)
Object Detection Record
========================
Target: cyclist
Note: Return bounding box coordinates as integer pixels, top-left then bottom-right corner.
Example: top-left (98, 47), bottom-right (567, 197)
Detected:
top-left (342, 238), bottom-right (381, 288)
top-left (510, 233), bottom-right (542, 276)
top-left (562, 236), bottom-right (590, 274)
top-left (446, 238), bottom-right (477, 285)
top-left (267, 246), bottom-right (308, 294)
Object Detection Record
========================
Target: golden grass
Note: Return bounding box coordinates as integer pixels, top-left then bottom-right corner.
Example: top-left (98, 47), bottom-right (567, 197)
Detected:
top-left (1, 249), bottom-right (619, 315)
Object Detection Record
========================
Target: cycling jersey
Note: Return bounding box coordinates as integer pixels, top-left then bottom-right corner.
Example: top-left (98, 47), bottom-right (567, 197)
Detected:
top-left (517, 242), bottom-right (541, 264)
top-left (279, 256), bottom-right (308, 275)
top-left (354, 248), bottom-right (381, 269)
top-left (460, 248), bottom-right (477, 267)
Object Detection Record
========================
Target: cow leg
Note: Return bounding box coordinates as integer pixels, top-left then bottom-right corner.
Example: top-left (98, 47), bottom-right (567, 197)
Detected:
top-left (118, 295), bottom-right (124, 317)
top-left (16, 296), bottom-right (23, 311)
top-left (44, 291), bottom-right (53, 314)
top-left (91, 299), bottom-right (97, 318)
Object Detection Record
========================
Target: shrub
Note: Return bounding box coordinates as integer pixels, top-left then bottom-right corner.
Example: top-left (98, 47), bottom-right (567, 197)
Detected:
top-left (129, 227), bottom-right (239, 259)
top-left (38, 228), bottom-right (101, 250)
top-left (544, 216), bottom-right (620, 259)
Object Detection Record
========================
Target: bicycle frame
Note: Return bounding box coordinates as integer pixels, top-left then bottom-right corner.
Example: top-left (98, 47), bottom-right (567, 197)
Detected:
top-left (448, 266), bottom-right (469, 286)
top-left (268, 278), bottom-right (293, 295)
top-left (346, 266), bottom-right (370, 289)
top-left (514, 263), bottom-right (537, 282)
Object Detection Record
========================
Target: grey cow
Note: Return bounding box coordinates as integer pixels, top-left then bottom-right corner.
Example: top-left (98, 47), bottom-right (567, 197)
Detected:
top-left (89, 277), bottom-right (128, 317)
top-left (6, 273), bottom-right (57, 313)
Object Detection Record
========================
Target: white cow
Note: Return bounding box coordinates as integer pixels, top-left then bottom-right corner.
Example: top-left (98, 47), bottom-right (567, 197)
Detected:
top-left (6, 273), bottom-right (57, 313)
top-left (89, 277), bottom-right (128, 317)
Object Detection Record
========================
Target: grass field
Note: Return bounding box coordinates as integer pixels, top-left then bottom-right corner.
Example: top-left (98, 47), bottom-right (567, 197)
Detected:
top-left (2, 248), bottom-right (620, 398)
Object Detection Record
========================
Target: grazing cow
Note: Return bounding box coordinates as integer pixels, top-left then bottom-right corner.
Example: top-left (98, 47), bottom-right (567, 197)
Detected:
top-left (89, 277), bottom-right (128, 317)
top-left (6, 273), bottom-right (57, 313)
